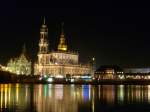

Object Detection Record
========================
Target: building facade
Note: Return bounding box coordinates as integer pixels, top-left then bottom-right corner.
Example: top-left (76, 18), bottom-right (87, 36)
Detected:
top-left (34, 19), bottom-right (92, 77)
top-left (94, 65), bottom-right (124, 79)
top-left (123, 68), bottom-right (150, 79)
top-left (6, 45), bottom-right (31, 75)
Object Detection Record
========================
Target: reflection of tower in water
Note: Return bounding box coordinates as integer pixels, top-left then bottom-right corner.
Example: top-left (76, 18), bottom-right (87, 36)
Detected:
top-left (33, 84), bottom-right (78, 112)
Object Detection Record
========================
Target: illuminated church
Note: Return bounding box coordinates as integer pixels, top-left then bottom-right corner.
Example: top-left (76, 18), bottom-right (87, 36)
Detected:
top-left (6, 45), bottom-right (31, 75)
top-left (34, 18), bottom-right (92, 77)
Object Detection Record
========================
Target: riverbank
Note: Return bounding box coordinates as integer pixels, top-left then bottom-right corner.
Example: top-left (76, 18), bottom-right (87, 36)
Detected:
top-left (1, 71), bottom-right (150, 84)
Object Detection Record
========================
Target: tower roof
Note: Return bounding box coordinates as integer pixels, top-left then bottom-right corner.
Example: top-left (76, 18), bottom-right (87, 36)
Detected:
top-left (43, 16), bottom-right (46, 25)
top-left (61, 22), bottom-right (64, 35)
top-left (57, 23), bottom-right (68, 52)
top-left (39, 17), bottom-right (49, 53)
top-left (40, 16), bottom-right (48, 34)
top-left (41, 16), bottom-right (47, 28)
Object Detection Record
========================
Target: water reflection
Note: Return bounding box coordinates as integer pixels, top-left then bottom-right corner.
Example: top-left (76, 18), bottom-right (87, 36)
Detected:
top-left (1, 84), bottom-right (150, 112)
top-left (0, 84), bottom-right (32, 111)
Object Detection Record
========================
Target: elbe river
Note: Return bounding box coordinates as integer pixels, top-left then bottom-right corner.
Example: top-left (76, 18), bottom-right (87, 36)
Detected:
top-left (0, 84), bottom-right (150, 112)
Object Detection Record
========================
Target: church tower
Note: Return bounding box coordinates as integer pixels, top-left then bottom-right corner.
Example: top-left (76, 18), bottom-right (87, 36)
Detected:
top-left (20, 44), bottom-right (27, 59)
top-left (57, 23), bottom-right (68, 52)
top-left (39, 17), bottom-right (49, 54)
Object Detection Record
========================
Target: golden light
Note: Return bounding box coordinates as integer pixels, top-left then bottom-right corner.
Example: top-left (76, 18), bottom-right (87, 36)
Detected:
top-left (92, 57), bottom-right (95, 61)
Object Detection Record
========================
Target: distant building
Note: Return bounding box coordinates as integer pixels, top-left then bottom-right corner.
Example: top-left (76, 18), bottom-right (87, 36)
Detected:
top-left (124, 68), bottom-right (150, 73)
top-left (34, 18), bottom-right (92, 77)
top-left (94, 65), bottom-right (124, 79)
top-left (6, 45), bottom-right (31, 75)
top-left (124, 68), bottom-right (150, 79)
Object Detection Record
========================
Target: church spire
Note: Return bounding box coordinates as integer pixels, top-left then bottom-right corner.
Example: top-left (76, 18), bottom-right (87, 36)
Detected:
top-left (41, 16), bottom-right (47, 28)
top-left (61, 22), bottom-right (64, 35)
top-left (43, 16), bottom-right (46, 25)
top-left (20, 44), bottom-right (27, 59)
top-left (57, 22), bottom-right (68, 52)
top-left (39, 17), bottom-right (49, 54)
top-left (22, 43), bottom-right (26, 54)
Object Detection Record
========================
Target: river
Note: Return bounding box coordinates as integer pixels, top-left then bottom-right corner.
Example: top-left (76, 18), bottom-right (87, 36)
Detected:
top-left (0, 84), bottom-right (150, 112)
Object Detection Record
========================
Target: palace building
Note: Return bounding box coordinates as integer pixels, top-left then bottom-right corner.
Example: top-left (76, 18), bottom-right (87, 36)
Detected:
top-left (34, 18), bottom-right (92, 78)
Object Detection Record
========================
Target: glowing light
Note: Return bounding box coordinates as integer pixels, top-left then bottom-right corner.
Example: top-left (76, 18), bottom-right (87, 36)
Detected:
top-left (92, 57), bottom-right (95, 61)
top-left (39, 77), bottom-right (42, 80)
top-left (16, 70), bottom-right (20, 75)
top-left (148, 85), bottom-right (150, 102)
top-left (73, 76), bottom-right (81, 79)
top-left (55, 85), bottom-right (63, 100)
top-left (16, 85), bottom-right (19, 102)
top-left (81, 75), bottom-right (92, 79)
top-left (4, 86), bottom-right (7, 108)
top-left (1, 86), bottom-right (3, 109)
top-left (55, 75), bottom-right (64, 78)
top-left (55, 62), bottom-right (58, 65)
top-left (118, 75), bottom-right (125, 79)
top-left (59, 47), bottom-right (67, 51)
top-left (71, 78), bottom-right (74, 82)
top-left (44, 75), bottom-right (47, 78)
top-left (82, 85), bottom-right (90, 101)
top-left (47, 78), bottom-right (53, 82)
top-left (118, 85), bottom-right (124, 103)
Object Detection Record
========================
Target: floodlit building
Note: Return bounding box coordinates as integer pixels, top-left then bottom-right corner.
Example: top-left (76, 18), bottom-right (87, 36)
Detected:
top-left (34, 18), bottom-right (92, 78)
top-left (124, 68), bottom-right (150, 79)
top-left (124, 68), bottom-right (150, 74)
top-left (6, 45), bottom-right (31, 75)
top-left (94, 65), bottom-right (124, 79)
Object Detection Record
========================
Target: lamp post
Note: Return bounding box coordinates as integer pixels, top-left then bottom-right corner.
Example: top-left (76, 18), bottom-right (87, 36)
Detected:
top-left (91, 57), bottom-right (96, 78)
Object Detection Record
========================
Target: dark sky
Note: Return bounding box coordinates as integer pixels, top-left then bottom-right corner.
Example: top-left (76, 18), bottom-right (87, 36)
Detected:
top-left (0, 0), bottom-right (150, 68)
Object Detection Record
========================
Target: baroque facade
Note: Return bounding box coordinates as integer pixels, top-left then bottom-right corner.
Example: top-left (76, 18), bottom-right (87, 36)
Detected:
top-left (34, 19), bottom-right (92, 77)
top-left (6, 45), bottom-right (31, 75)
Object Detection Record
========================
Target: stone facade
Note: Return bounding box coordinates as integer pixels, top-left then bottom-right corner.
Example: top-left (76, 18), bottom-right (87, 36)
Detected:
top-left (34, 19), bottom-right (92, 77)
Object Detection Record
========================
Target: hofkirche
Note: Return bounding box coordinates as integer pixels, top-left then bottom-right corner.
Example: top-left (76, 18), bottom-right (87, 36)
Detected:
top-left (34, 18), bottom-right (93, 78)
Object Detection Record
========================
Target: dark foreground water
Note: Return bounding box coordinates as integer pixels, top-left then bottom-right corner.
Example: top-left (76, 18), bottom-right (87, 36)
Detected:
top-left (1, 84), bottom-right (150, 112)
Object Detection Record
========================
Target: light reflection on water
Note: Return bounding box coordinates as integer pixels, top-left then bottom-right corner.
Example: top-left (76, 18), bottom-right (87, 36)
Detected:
top-left (1, 84), bottom-right (150, 112)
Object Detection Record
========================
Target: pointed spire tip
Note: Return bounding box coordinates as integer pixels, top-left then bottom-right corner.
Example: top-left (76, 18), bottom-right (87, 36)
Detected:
top-left (61, 22), bottom-right (64, 34)
top-left (22, 43), bottom-right (26, 54)
top-left (43, 16), bottom-right (46, 25)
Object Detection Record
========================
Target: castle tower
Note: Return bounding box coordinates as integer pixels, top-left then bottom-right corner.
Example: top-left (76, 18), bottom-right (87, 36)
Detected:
top-left (57, 23), bottom-right (68, 51)
top-left (39, 17), bottom-right (49, 53)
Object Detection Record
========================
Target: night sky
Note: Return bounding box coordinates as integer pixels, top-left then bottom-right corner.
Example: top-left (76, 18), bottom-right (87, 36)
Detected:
top-left (0, 0), bottom-right (150, 68)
